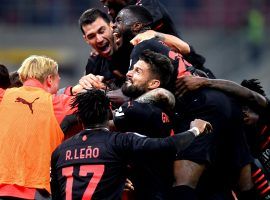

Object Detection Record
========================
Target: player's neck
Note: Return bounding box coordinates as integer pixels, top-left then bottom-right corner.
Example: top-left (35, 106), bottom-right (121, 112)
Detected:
top-left (84, 123), bottom-right (109, 131)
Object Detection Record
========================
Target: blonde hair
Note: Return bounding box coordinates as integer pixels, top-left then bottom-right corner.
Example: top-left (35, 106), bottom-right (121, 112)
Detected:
top-left (18, 55), bottom-right (58, 83)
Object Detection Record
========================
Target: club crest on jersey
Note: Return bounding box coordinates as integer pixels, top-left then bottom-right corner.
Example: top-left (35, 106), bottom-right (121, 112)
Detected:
top-left (161, 112), bottom-right (170, 123)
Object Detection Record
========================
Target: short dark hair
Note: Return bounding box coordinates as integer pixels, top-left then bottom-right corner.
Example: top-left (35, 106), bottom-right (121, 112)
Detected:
top-left (79, 8), bottom-right (110, 34)
top-left (139, 49), bottom-right (174, 88)
top-left (122, 5), bottom-right (153, 27)
top-left (241, 79), bottom-right (266, 112)
top-left (0, 64), bottom-right (11, 89)
top-left (241, 79), bottom-right (266, 97)
top-left (9, 71), bottom-right (23, 88)
top-left (71, 89), bottom-right (110, 128)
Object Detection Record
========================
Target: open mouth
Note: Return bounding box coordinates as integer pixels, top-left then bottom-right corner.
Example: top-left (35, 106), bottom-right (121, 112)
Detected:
top-left (125, 79), bottom-right (132, 86)
top-left (97, 43), bottom-right (111, 55)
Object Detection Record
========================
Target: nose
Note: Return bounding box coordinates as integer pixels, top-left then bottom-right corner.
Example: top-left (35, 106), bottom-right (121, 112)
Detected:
top-left (111, 22), bottom-right (116, 30)
top-left (126, 70), bottom-right (133, 78)
top-left (96, 34), bottom-right (103, 43)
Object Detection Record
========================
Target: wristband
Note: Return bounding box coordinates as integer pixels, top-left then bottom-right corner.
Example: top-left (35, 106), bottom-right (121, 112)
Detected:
top-left (189, 127), bottom-right (200, 136)
top-left (70, 86), bottom-right (74, 96)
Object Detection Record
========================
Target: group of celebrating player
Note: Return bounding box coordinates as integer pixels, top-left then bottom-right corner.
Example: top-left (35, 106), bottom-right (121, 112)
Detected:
top-left (0, 0), bottom-right (269, 199)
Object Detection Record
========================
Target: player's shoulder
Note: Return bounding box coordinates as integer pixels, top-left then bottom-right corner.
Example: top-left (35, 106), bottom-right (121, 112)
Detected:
top-left (119, 100), bottom-right (157, 114)
top-left (130, 38), bottom-right (169, 68)
top-left (135, 38), bottom-right (165, 49)
top-left (88, 53), bottom-right (107, 63)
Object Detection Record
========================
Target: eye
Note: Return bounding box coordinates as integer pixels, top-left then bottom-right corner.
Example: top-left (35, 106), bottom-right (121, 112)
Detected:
top-left (115, 17), bottom-right (122, 23)
top-left (99, 27), bottom-right (105, 34)
top-left (135, 68), bottom-right (141, 74)
top-left (87, 34), bottom-right (95, 40)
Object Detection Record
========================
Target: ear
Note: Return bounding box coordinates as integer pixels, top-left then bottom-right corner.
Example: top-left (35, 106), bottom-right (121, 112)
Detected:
top-left (148, 79), bottom-right (160, 90)
top-left (46, 74), bottom-right (53, 87)
top-left (83, 35), bottom-right (89, 44)
top-left (131, 22), bottom-right (144, 34)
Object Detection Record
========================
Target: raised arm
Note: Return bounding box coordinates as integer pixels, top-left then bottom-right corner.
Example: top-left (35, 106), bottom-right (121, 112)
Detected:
top-left (175, 76), bottom-right (268, 108)
top-left (130, 30), bottom-right (190, 55)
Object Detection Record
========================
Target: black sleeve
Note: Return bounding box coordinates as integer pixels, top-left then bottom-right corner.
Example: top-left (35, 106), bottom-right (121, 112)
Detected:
top-left (175, 89), bottom-right (230, 135)
top-left (141, 0), bottom-right (163, 23)
top-left (183, 46), bottom-right (216, 79)
top-left (85, 56), bottom-right (97, 75)
top-left (130, 39), bottom-right (170, 70)
top-left (141, 0), bottom-right (180, 37)
top-left (113, 101), bottom-right (149, 132)
top-left (183, 45), bottom-right (205, 68)
top-left (51, 148), bottom-right (62, 200)
top-left (114, 130), bottom-right (196, 156)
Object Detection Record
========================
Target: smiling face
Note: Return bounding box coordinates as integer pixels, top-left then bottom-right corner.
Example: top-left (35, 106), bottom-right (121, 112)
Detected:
top-left (112, 9), bottom-right (137, 48)
top-left (82, 17), bottom-right (116, 58)
top-left (121, 59), bottom-right (160, 98)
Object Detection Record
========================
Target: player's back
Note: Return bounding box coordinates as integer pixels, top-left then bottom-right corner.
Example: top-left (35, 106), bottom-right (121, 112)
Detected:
top-left (51, 129), bottom-right (129, 200)
top-left (114, 101), bottom-right (174, 199)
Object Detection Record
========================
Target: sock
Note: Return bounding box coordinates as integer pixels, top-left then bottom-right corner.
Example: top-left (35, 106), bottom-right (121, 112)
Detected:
top-left (170, 185), bottom-right (198, 200)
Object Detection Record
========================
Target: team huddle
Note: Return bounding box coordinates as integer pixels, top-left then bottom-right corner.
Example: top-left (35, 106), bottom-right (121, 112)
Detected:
top-left (0, 0), bottom-right (270, 200)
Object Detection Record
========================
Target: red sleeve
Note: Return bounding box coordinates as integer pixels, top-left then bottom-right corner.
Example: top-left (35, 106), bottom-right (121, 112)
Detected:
top-left (52, 94), bottom-right (76, 124)
top-left (63, 86), bottom-right (73, 96)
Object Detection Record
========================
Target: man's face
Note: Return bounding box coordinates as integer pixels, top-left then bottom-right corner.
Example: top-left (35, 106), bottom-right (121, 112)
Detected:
top-left (50, 73), bottom-right (61, 94)
top-left (82, 17), bottom-right (115, 58)
top-left (113, 9), bottom-right (135, 47)
top-left (122, 60), bottom-right (154, 98)
top-left (100, 0), bottom-right (127, 19)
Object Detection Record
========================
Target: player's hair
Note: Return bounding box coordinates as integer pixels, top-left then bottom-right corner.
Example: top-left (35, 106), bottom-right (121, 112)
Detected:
top-left (71, 89), bottom-right (110, 128)
top-left (122, 5), bottom-right (153, 27)
top-left (139, 49), bottom-right (174, 88)
top-left (241, 79), bottom-right (266, 97)
top-left (9, 71), bottom-right (23, 88)
top-left (0, 64), bottom-right (11, 89)
top-left (79, 8), bottom-right (110, 34)
top-left (18, 55), bottom-right (58, 83)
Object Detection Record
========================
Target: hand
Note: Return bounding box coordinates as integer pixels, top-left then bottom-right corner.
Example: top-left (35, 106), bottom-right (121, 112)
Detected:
top-left (190, 119), bottom-right (213, 134)
top-left (124, 178), bottom-right (134, 191)
top-left (71, 84), bottom-right (85, 95)
top-left (130, 30), bottom-right (156, 46)
top-left (175, 75), bottom-right (207, 98)
top-left (79, 74), bottom-right (106, 90)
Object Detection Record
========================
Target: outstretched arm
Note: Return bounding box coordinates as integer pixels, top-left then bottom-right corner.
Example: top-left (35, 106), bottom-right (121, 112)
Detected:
top-left (130, 30), bottom-right (190, 55)
top-left (130, 30), bottom-right (207, 70)
top-left (118, 119), bottom-right (212, 154)
top-left (175, 76), bottom-right (268, 108)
